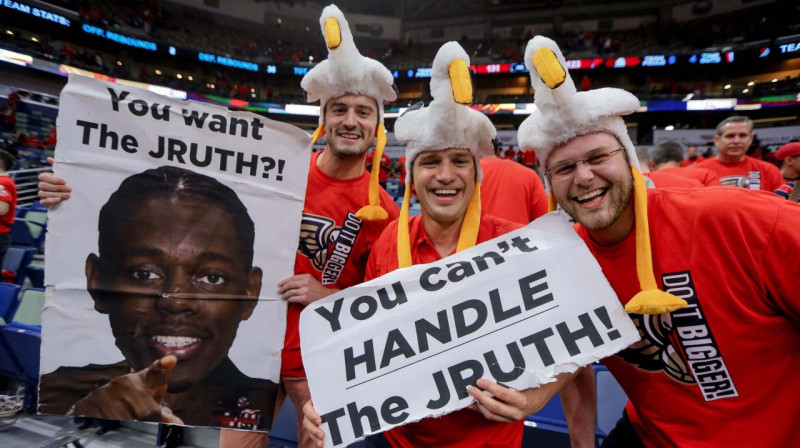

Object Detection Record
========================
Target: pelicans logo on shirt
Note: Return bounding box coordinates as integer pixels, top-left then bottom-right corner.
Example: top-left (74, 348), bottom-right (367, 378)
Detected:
top-left (297, 211), bottom-right (363, 285)
top-left (617, 271), bottom-right (739, 401)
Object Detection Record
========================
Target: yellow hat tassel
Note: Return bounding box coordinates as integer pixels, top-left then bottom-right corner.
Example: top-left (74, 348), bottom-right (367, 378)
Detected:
top-left (356, 123), bottom-right (389, 221)
top-left (310, 124), bottom-right (325, 145)
top-left (547, 190), bottom-right (557, 213)
top-left (624, 168), bottom-right (687, 314)
top-left (456, 181), bottom-right (481, 253)
top-left (397, 185), bottom-right (413, 268)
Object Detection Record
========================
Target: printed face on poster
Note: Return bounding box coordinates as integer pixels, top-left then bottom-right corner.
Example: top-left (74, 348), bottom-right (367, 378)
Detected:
top-left (300, 214), bottom-right (640, 447)
top-left (39, 74), bottom-right (310, 431)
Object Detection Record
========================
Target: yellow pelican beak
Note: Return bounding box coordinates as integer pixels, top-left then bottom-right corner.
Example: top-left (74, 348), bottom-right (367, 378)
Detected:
top-left (449, 59), bottom-right (473, 104)
top-left (324, 17), bottom-right (341, 49)
top-left (532, 47), bottom-right (566, 89)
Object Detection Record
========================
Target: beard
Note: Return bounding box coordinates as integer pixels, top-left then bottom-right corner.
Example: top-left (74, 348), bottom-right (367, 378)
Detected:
top-left (562, 168), bottom-right (633, 230)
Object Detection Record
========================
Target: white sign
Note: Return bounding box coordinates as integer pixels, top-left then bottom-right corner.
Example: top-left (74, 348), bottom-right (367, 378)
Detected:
top-left (300, 213), bottom-right (639, 447)
top-left (40, 74), bottom-right (310, 431)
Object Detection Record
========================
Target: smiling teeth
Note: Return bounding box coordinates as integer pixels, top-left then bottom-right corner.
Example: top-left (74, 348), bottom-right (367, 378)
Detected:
top-left (434, 189), bottom-right (457, 195)
top-left (577, 190), bottom-right (603, 201)
top-left (153, 335), bottom-right (199, 347)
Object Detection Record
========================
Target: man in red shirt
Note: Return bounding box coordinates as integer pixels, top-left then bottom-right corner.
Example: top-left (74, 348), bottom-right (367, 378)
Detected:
top-left (774, 141), bottom-right (800, 182)
top-left (678, 144), bottom-right (705, 167)
top-left (637, 148), bottom-right (703, 188)
top-left (518, 35), bottom-right (800, 448)
top-left (480, 142), bottom-right (548, 224)
top-left (365, 150), bottom-right (392, 189)
top-left (303, 41), bottom-right (592, 448)
top-left (695, 116), bottom-right (783, 190)
top-left (649, 141), bottom-right (720, 186)
top-left (0, 150), bottom-right (17, 267)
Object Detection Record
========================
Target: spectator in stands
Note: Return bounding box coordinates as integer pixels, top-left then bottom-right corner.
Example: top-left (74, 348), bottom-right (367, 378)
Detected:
top-left (46, 125), bottom-right (57, 151)
top-left (695, 116), bottom-right (783, 190)
top-left (651, 141), bottom-right (720, 186)
top-left (518, 35), bottom-right (800, 448)
top-left (23, 132), bottom-right (43, 150)
top-left (38, 166), bottom-right (277, 429)
top-left (480, 139), bottom-right (548, 224)
top-left (502, 145), bottom-right (516, 161)
top-left (365, 149), bottom-right (392, 190)
top-left (395, 155), bottom-right (407, 201)
top-left (679, 144), bottom-right (705, 167)
top-left (774, 141), bottom-right (800, 182)
top-left (637, 147), bottom-right (703, 188)
top-left (773, 141), bottom-right (800, 203)
top-left (0, 150), bottom-right (18, 267)
top-left (1, 92), bottom-right (19, 132)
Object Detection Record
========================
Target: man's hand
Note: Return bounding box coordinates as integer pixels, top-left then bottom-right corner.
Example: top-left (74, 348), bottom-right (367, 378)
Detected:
top-left (467, 371), bottom-right (579, 423)
top-left (302, 400), bottom-right (325, 448)
top-left (69, 355), bottom-right (183, 424)
top-left (38, 157), bottom-right (71, 206)
top-left (278, 274), bottom-right (337, 306)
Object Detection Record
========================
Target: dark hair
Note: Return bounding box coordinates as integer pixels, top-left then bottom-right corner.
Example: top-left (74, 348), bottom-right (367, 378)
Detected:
top-left (0, 150), bottom-right (16, 171)
top-left (97, 165), bottom-right (255, 268)
top-left (652, 141), bottom-right (686, 165)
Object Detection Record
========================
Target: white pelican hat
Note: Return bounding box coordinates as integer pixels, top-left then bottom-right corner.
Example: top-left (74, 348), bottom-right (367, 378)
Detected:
top-left (518, 36), bottom-right (686, 315)
top-left (393, 41), bottom-right (496, 268)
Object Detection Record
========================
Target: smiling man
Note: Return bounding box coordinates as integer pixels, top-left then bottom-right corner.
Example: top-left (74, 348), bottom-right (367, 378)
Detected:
top-left (39, 165), bottom-right (276, 429)
top-left (517, 35), bottom-right (800, 448)
top-left (695, 116), bottom-right (783, 190)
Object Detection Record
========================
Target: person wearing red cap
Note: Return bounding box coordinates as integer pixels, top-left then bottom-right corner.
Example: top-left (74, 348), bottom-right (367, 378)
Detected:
top-left (695, 116), bottom-right (783, 191)
top-left (773, 141), bottom-right (800, 202)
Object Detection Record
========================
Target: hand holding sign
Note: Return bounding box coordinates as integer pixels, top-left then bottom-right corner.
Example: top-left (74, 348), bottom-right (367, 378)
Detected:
top-left (467, 374), bottom-right (574, 423)
top-left (69, 355), bottom-right (184, 424)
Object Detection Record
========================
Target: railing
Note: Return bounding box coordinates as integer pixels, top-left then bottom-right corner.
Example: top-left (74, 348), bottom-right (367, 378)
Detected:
top-left (9, 167), bottom-right (50, 208)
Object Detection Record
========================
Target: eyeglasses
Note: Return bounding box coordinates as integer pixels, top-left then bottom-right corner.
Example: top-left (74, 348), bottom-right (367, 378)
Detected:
top-left (545, 148), bottom-right (624, 180)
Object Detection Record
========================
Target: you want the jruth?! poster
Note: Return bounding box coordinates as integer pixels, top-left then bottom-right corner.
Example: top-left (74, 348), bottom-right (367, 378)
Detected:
top-left (301, 213), bottom-right (640, 447)
top-left (39, 74), bottom-right (310, 431)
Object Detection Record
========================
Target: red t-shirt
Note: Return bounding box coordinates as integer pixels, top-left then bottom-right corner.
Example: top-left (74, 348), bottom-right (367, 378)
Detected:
top-left (366, 151), bottom-right (392, 184)
top-left (0, 176), bottom-right (17, 233)
top-left (519, 149), bottom-right (538, 165)
top-left (480, 157), bottom-right (548, 225)
top-left (281, 151), bottom-right (399, 377)
top-left (366, 213), bottom-right (523, 448)
top-left (576, 187), bottom-right (800, 447)
top-left (679, 155), bottom-right (706, 167)
top-left (397, 156), bottom-right (406, 185)
top-left (645, 170), bottom-right (704, 188)
top-left (695, 156), bottom-right (783, 191)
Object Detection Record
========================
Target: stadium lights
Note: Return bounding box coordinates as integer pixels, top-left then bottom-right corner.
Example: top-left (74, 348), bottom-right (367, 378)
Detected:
top-left (31, 37), bottom-right (38, 42)
top-left (771, 78), bottom-right (778, 82)
top-left (743, 88), bottom-right (749, 93)
top-left (116, 60), bottom-right (122, 66)
top-left (747, 81), bottom-right (755, 86)
top-left (723, 84), bottom-right (731, 89)
top-left (188, 75), bottom-right (193, 81)
top-left (155, 69), bottom-right (162, 75)
top-left (665, 125), bottom-right (675, 131)
top-left (5, 30), bottom-right (13, 35)
top-left (177, 73), bottom-right (182, 79)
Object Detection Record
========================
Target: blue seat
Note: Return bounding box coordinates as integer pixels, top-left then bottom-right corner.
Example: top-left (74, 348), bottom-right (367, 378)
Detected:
top-left (10, 218), bottom-right (46, 248)
top-left (2, 325), bottom-right (40, 381)
top-left (0, 282), bottom-right (21, 323)
top-left (2, 247), bottom-right (36, 286)
top-left (523, 363), bottom-right (629, 446)
top-left (7, 287), bottom-right (44, 330)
